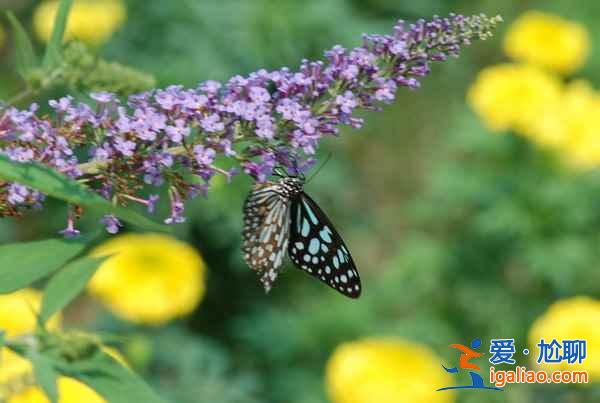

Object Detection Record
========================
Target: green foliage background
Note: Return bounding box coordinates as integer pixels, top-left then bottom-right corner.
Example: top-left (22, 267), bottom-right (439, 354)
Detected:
top-left (1, 0), bottom-right (600, 402)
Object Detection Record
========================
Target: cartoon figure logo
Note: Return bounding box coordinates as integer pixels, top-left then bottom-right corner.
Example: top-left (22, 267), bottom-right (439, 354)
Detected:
top-left (437, 338), bottom-right (503, 391)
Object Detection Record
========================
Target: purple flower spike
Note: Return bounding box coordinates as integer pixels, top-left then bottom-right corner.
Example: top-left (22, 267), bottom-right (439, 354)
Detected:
top-left (0, 13), bottom-right (501, 226)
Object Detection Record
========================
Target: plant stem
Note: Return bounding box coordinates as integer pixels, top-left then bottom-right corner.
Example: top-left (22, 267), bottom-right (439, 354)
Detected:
top-left (2, 68), bottom-right (64, 109)
top-left (5, 87), bottom-right (37, 107)
top-left (79, 145), bottom-right (187, 174)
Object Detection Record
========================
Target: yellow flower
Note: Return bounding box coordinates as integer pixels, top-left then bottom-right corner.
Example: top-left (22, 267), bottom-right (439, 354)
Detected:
top-left (326, 338), bottom-right (454, 403)
top-left (559, 85), bottom-right (600, 170)
top-left (0, 290), bottom-right (86, 402)
top-left (7, 378), bottom-right (105, 403)
top-left (504, 11), bottom-right (590, 75)
top-left (33, 0), bottom-right (126, 46)
top-left (0, 346), bottom-right (125, 402)
top-left (530, 80), bottom-right (600, 169)
top-left (0, 349), bottom-right (33, 386)
top-left (529, 296), bottom-right (600, 380)
top-left (88, 233), bottom-right (206, 325)
top-left (0, 288), bottom-right (60, 337)
top-left (467, 63), bottom-right (562, 136)
top-left (1, 351), bottom-right (105, 403)
top-left (0, 290), bottom-right (122, 402)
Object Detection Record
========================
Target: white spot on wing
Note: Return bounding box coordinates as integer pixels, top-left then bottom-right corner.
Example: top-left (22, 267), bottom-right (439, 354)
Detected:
top-left (303, 200), bottom-right (319, 225)
top-left (308, 238), bottom-right (320, 254)
top-left (296, 203), bottom-right (302, 232)
top-left (301, 218), bottom-right (310, 237)
top-left (320, 226), bottom-right (332, 243)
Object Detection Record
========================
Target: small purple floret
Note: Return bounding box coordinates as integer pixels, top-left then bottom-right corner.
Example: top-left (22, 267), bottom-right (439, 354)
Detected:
top-left (101, 215), bottom-right (122, 234)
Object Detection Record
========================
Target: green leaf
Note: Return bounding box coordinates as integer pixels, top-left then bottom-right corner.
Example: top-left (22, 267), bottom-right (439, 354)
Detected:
top-left (43, 0), bottom-right (73, 69)
top-left (0, 155), bottom-right (169, 232)
top-left (6, 12), bottom-right (38, 77)
top-left (40, 256), bottom-right (106, 324)
top-left (59, 352), bottom-right (167, 403)
top-left (0, 237), bottom-right (88, 294)
top-left (29, 353), bottom-right (59, 403)
top-left (0, 331), bottom-right (4, 350)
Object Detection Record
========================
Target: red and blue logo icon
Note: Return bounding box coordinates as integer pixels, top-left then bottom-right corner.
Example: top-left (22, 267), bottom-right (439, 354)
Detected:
top-left (437, 338), bottom-right (503, 391)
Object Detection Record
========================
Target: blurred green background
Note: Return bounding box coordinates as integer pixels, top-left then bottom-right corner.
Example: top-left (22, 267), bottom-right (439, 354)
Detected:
top-left (1, 0), bottom-right (600, 402)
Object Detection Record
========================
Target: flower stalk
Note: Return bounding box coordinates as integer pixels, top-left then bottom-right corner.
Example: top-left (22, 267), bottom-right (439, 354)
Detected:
top-left (0, 14), bottom-right (502, 233)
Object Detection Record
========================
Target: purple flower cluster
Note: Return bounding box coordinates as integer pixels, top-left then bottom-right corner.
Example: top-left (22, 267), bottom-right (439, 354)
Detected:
top-left (0, 14), bottom-right (501, 234)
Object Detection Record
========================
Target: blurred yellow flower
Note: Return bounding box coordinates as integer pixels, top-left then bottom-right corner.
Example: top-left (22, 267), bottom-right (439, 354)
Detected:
top-left (6, 374), bottom-right (105, 403)
top-left (529, 296), bottom-right (600, 379)
top-left (9, 378), bottom-right (104, 403)
top-left (88, 233), bottom-right (206, 325)
top-left (0, 289), bottom-right (100, 402)
top-left (0, 288), bottom-right (60, 337)
top-left (558, 85), bottom-right (600, 170)
top-left (33, 0), bottom-right (126, 46)
top-left (530, 80), bottom-right (600, 169)
top-left (504, 11), bottom-right (589, 75)
top-left (1, 346), bottom-right (125, 402)
top-left (326, 338), bottom-right (454, 403)
top-left (0, 349), bottom-right (33, 386)
top-left (467, 63), bottom-right (562, 135)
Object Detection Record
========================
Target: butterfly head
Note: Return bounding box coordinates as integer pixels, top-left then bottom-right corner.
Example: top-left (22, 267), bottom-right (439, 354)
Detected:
top-left (279, 176), bottom-right (304, 196)
top-left (272, 167), bottom-right (305, 195)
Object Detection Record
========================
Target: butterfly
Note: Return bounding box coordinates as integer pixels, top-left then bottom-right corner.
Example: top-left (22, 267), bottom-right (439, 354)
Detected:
top-left (242, 168), bottom-right (361, 298)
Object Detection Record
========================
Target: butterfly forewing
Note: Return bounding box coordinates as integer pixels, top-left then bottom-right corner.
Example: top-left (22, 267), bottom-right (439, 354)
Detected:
top-left (288, 192), bottom-right (361, 298)
top-left (242, 182), bottom-right (291, 292)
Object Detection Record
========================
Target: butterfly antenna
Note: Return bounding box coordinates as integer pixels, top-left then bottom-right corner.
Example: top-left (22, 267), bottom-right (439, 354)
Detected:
top-left (306, 152), bottom-right (332, 184)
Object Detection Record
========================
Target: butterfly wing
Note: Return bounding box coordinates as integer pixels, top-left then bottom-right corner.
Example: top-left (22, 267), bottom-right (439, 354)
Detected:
top-left (242, 182), bottom-right (291, 292)
top-left (288, 192), bottom-right (361, 298)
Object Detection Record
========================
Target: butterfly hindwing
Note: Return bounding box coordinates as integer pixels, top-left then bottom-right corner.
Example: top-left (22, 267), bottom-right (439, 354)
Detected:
top-left (288, 192), bottom-right (361, 298)
top-left (242, 182), bottom-right (291, 292)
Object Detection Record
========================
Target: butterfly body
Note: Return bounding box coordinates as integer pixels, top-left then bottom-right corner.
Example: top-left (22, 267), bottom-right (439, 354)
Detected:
top-left (242, 176), bottom-right (361, 298)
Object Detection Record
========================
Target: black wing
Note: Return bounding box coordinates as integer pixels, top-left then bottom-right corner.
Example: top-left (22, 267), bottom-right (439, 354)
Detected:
top-left (288, 192), bottom-right (361, 298)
